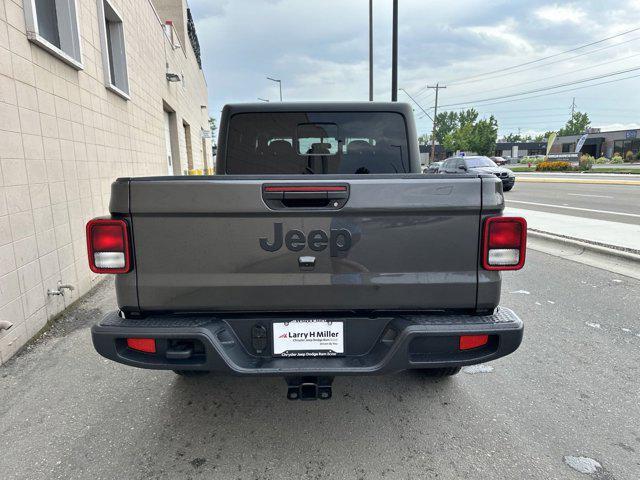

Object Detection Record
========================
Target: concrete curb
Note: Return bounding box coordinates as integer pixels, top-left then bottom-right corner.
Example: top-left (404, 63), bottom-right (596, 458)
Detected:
top-left (528, 230), bottom-right (640, 261)
top-left (516, 177), bottom-right (640, 186)
top-left (527, 230), bottom-right (640, 281)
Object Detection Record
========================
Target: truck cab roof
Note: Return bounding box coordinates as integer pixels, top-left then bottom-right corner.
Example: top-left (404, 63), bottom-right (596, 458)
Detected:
top-left (222, 101), bottom-right (415, 114)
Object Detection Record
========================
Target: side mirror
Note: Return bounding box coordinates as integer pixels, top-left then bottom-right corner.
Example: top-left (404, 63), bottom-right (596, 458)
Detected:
top-left (458, 164), bottom-right (467, 171)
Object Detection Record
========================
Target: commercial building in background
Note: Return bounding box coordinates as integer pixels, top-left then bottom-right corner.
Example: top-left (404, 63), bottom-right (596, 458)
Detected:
top-left (419, 143), bottom-right (447, 164)
top-left (494, 141), bottom-right (546, 161)
top-left (0, 0), bottom-right (212, 364)
top-left (550, 128), bottom-right (640, 159)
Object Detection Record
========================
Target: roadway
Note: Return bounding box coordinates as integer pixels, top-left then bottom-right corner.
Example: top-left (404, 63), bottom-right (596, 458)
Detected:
top-left (1, 254), bottom-right (639, 480)
top-left (506, 177), bottom-right (640, 226)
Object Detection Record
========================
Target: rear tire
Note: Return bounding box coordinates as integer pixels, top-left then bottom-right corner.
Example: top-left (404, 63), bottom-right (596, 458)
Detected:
top-left (173, 370), bottom-right (209, 377)
top-left (417, 366), bottom-right (462, 377)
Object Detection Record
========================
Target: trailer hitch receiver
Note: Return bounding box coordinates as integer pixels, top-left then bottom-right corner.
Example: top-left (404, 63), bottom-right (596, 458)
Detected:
top-left (285, 376), bottom-right (333, 400)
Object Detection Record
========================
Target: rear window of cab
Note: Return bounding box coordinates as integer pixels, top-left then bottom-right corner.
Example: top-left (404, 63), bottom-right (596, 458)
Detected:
top-left (225, 112), bottom-right (409, 174)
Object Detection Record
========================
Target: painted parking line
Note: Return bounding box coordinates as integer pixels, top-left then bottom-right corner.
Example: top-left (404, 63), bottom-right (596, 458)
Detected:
top-left (516, 177), bottom-right (640, 185)
top-left (567, 193), bottom-right (614, 199)
top-left (507, 200), bottom-right (640, 219)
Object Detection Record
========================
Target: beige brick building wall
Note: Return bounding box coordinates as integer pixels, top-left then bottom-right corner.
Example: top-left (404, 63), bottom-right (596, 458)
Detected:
top-left (0, 0), bottom-right (212, 364)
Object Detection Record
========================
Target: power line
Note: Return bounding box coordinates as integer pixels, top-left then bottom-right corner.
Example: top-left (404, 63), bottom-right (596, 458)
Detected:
top-left (444, 35), bottom-right (640, 89)
top-left (414, 89), bottom-right (434, 101)
top-left (413, 85), bottom-right (428, 96)
top-left (488, 107), bottom-right (639, 114)
top-left (441, 72), bottom-right (640, 109)
top-left (438, 66), bottom-right (640, 109)
top-left (399, 88), bottom-right (433, 121)
top-left (492, 112), bottom-right (577, 119)
top-left (445, 51), bottom-right (640, 101)
top-left (444, 26), bottom-right (640, 86)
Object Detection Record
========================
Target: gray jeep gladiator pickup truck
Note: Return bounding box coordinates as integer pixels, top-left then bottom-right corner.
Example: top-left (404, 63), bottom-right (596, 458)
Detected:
top-left (89, 102), bottom-right (526, 400)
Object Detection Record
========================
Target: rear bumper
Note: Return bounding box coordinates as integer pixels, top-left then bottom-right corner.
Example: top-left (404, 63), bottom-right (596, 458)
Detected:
top-left (91, 308), bottom-right (523, 376)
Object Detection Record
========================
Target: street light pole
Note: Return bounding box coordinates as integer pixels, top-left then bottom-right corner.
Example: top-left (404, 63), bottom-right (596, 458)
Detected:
top-left (369, 0), bottom-right (373, 101)
top-left (266, 77), bottom-right (282, 101)
top-left (391, 0), bottom-right (398, 101)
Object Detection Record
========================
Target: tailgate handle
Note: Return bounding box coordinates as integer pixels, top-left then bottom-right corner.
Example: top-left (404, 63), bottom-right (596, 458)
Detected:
top-left (262, 185), bottom-right (349, 209)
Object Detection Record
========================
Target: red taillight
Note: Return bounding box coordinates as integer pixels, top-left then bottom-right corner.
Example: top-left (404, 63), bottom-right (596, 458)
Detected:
top-left (459, 334), bottom-right (489, 350)
top-left (91, 225), bottom-right (125, 251)
top-left (86, 218), bottom-right (131, 274)
top-left (126, 338), bottom-right (156, 353)
top-left (482, 217), bottom-right (527, 271)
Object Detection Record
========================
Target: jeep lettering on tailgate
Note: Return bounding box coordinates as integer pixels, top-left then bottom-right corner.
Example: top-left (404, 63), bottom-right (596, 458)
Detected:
top-left (259, 223), bottom-right (352, 256)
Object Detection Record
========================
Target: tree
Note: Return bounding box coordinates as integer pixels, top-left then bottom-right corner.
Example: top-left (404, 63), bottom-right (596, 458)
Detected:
top-left (502, 132), bottom-right (535, 142)
top-left (470, 116), bottom-right (498, 155)
top-left (209, 116), bottom-right (217, 135)
top-left (433, 111), bottom-right (459, 144)
top-left (558, 111), bottom-right (590, 136)
top-left (442, 110), bottom-right (498, 156)
top-left (458, 108), bottom-right (479, 127)
top-left (443, 122), bottom-right (473, 152)
top-left (533, 131), bottom-right (555, 142)
top-left (418, 133), bottom-right (430, 145)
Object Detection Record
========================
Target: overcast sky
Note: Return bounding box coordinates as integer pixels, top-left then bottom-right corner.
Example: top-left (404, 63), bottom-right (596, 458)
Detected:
top-left (190, 0), bottom-right (640, 138)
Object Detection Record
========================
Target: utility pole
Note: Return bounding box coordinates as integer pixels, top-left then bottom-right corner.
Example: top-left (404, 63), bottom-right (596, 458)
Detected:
top-left (571, 97), bottom-right (576, 118)
top-left (391, 0), bottom-right (398, 101)
top-left (427, 83), bottom-right (446, 163)
top-left (369, 0), bottom-right (373, 101)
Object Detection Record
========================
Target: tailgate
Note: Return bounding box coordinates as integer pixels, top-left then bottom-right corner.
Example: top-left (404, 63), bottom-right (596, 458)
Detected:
top-left (127, 176), bottom-right (486, 312)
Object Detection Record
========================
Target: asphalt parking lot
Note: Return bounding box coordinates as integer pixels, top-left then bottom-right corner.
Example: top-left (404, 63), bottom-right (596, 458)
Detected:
top-left (1, 250), bottom-right (639, 480)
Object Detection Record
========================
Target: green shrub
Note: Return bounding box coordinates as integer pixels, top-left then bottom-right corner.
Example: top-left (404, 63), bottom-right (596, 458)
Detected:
top-left (536, 161), bottom-right (571, 171)
top-left (611, 155), bottom-right (623, 164)
top-left (594, 156), bottom-right (608, 164)
top-left (625, 150), bottom-right (635, 162)
top-left (520, 156), bottom-right (544, 164)
top-left (578, 154), bottom-right (594, 171)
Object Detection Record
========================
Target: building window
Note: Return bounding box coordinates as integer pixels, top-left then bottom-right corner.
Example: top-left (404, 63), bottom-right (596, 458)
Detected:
top-left (97, 0), bottom-right (129, 99)
top-left (561, 143), bottom-right (575, 153)
top-left (23, 0), bottom-right (83, 68)
top-left (614, 139), bottom-right (640, 160)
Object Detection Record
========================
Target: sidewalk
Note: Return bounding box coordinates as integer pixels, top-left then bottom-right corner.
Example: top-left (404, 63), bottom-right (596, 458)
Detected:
top-left (513, 175), bottom-right (640, 186)
top-left (505, 207), bottom-right (640, 253)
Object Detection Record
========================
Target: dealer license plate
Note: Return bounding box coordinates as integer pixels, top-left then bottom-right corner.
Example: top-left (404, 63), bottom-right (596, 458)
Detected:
top-left (272, 320), bottom-right (344, 357)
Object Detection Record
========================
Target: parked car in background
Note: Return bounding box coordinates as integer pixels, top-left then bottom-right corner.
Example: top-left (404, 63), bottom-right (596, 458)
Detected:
top-left (440, 155), bottom-right (516, 191)
top-left (491, 156), bottom-right (508, 166)
top-left (423, 161), bottom-right (442, 173)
